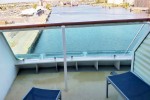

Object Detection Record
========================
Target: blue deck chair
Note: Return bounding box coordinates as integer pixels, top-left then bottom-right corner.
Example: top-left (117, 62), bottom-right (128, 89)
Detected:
top-left (106, 72), bottom-right (150, 100)
top-left (23, 87), bottom-right (61, 100)
top-left (106, 25), bottom-right (150, 99)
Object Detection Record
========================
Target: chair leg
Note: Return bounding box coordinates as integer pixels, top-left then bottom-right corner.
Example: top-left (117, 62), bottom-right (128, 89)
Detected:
top-left (59, 93), bottom-right (61, 100)
top-left (106, 79), bottom-right (109, 98)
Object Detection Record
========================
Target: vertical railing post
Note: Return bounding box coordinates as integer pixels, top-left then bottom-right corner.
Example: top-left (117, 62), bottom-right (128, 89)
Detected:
top-left (61, 25), bottom-right (68, 91)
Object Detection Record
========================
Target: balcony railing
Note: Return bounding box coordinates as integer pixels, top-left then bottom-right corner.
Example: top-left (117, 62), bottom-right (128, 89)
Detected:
top-left (0, 18), bottom-right (150, 91)
top-left (0, 18), bottom-right (149, 31)
top-left (0, 18), bottom-right (150, 59)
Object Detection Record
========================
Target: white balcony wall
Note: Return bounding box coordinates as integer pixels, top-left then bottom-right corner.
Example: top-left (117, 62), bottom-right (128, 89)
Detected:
top-left (0, 33), bottom-right (17, 100)
top-left (133, 32), bottom-right (150, 85)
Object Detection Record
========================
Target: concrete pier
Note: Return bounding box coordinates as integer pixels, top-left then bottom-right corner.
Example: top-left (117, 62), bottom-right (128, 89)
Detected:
top-left (4, 30), bottom-right (41, 54)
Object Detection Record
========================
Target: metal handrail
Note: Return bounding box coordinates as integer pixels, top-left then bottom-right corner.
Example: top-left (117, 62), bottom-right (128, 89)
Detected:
top-left (124, 24), bottom-right (145, 55)
top-left (0, 18), bottom-right (150, 31)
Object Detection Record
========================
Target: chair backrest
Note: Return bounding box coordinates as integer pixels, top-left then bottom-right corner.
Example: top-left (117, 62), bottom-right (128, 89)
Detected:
top-left (132, 31), bottom-right (150, 85)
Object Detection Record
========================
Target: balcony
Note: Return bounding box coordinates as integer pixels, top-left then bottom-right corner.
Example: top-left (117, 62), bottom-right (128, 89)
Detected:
top-left (0, 18), bottom-right (150, 100)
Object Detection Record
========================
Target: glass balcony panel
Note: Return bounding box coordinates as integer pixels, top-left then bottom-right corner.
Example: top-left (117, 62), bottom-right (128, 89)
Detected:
top-left (65, 23), bottom-right (149, 57)
top-left (3, 28), bottom-right (63, 60)
top-left (3, 22), bottom-right (149, 60)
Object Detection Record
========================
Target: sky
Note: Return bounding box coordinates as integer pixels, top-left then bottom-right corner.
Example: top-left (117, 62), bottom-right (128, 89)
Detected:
top-left (0, 0), bottom-right (38, 4)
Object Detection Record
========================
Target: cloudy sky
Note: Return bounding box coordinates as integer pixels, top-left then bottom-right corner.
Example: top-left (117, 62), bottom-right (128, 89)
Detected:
top-left (0, 0), bottom-right (38, 4)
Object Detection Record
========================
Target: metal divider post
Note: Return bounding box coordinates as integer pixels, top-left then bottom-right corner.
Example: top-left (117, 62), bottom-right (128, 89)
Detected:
top-left (62, 25), bottom-right (68, 91)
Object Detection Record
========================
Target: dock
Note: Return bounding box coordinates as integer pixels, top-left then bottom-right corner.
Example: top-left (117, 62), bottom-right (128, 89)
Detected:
top-left (4, 30), bottom-right (41, 54)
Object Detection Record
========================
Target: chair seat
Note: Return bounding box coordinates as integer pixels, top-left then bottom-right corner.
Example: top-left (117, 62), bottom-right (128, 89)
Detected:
top-left (23, 87), bottom-right (61, 100)
top-left (108, 72), bottom-right (150, 100)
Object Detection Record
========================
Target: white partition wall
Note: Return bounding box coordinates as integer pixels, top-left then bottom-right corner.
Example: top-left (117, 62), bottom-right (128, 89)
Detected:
top-left (0, 33), bottom-right (17, 100)
top-left (133, 32), bottom-right (150, 85)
